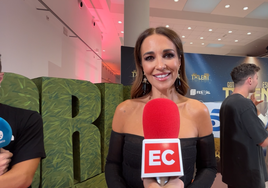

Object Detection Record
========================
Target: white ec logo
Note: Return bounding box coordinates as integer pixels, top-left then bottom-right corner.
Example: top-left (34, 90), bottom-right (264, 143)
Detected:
top-left (0, 131), bottom-right (3, 140)
top-left (149, 149), bottom-right (175, 166)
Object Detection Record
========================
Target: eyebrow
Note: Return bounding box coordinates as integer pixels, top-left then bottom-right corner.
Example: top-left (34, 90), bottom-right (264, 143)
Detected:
top-left (143, 49), bottom-right (175, 56)
top-left (143, 51), bottom-right (154, 56)
top-left (163, 49), bottom-right (175, 53)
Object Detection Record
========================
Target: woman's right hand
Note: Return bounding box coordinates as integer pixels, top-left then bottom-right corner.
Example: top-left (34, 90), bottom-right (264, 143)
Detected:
top-left (143, 177), bottom-right (184, 188)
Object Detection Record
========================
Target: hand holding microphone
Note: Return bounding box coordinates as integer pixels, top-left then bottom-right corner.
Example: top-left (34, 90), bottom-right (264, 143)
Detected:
top-left (0, 117), bottom-right (13, 175)
top-left (0, 148), bottom-right (12, 175)
top-left (141, 98), bottom-right (183, 187)
top-left (143, 177), bottom-right (184, 188)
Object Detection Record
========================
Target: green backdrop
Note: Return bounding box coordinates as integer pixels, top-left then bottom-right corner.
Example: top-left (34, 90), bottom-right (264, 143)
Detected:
top-left (0, 73), bottom-right (130, 188)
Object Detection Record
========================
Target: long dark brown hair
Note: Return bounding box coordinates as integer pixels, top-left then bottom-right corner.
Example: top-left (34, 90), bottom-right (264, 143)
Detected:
top-left (130, 27), bottom-right (189, 99)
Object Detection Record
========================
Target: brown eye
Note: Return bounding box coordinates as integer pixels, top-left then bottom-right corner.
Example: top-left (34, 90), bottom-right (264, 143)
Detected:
top-left (144, 56), bottom-right (154, 61)
top-left (164, 53), bottom-right (175, 59)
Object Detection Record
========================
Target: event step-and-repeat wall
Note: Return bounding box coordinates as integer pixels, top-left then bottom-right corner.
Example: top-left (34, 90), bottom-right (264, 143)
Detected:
top-left (121, 46), bottom-right (268, 138)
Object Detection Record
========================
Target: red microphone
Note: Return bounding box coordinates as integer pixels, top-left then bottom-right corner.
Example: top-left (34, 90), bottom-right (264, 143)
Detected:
top-left (141, 98), bottom-right (184, 186)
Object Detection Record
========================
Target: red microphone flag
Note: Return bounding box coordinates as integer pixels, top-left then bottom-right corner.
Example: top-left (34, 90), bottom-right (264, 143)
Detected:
top-left (141, 98), bottom-right (184, 178)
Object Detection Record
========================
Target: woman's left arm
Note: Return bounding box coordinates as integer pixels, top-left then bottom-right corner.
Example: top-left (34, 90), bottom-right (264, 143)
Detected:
top-left (187, 102), bottom-right (217, 188)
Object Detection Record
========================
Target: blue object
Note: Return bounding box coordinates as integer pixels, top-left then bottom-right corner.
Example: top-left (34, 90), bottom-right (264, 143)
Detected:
top-left (0, 117), bottom-right (12, 148)
top-left (210, 109), bottom-right (220, 131)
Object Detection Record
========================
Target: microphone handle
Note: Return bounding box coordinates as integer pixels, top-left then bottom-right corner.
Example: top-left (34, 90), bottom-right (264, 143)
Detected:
top-left (156, 177), bottom-right (170, 186)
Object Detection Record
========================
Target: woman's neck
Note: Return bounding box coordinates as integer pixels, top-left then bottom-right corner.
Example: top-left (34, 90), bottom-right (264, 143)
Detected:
top-left (148, 87), bottom-right (181, 103)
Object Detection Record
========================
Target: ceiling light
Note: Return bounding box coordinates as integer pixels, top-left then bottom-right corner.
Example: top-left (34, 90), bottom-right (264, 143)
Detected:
top-left (209, 29), bottom-right (212, 32)
top-left (218, 38), bottom-right (221, 41)
top-left (225, 5), bottom-right (230, 8)
top-left (188, 27), bottom-right (191, 30)
top-left (182, 36), bottom-right (185, 38)
top-left (202, 43), bottom-right (204, 45)
top-left (121, 31), bottom-right (124, 33)
top-left (118, 21), bottom-right (122, 24)
top-left (247, 32), bottom-right (251, 35)
top-left (243, 7), bottom-right (248, 10)
top-left (228, 31), bottom-right (232, 33)
top-left (174, 0), bottom-right (179, 2)
top-left (166, 25), bottom-right (169, 28)
top-left (235, 40), bottom-right (238, 42)
top-left (200, 37), bottom-right (204, 39)
top-left (190, 42), bottom-right (193, 44)
top-left (103, 50), bottom-right (105, 52)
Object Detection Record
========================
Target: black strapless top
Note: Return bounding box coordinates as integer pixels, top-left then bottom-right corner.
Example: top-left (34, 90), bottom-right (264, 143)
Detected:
top-left (122, 133), bottom-right (197, 188)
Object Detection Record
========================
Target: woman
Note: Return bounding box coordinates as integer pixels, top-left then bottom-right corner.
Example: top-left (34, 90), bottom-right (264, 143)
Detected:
top-left (105, 27), bottom-right (217, 188)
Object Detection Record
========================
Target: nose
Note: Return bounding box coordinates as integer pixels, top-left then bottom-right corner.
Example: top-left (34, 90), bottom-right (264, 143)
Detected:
top-left (155, 58), bottom-right (166, 70)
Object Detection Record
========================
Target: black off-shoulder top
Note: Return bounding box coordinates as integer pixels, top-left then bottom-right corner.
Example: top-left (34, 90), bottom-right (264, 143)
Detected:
top-left (105, 131), bottom-right (216, 188)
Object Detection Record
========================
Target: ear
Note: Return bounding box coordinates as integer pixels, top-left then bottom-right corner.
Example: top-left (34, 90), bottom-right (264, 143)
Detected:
top-left (0, 72), bottom-right (4, 84)
top-left (178, 56), bottom-right (182, 66)
top-left (141, 66), bottom-right (144, 73)
top-left (247, 77), bottom-right (252, 85)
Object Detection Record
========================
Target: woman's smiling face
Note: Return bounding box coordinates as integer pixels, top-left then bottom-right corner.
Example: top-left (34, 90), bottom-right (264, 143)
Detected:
top-left (141, 34), bottom-right (181, 92)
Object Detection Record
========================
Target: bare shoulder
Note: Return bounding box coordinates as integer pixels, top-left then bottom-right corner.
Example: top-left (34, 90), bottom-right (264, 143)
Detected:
top-left (185, 98), bottom-right (209, 115)
top-left (112, 99), bottom-right (143, 132)
top-left (115, 99), bottom-right (134, 113)
top-left (185, 98), bottom-right (212, 137)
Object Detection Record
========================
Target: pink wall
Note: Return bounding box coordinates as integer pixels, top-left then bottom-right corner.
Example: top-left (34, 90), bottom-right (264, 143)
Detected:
top-left (0, 0), bottom-right (103, 83)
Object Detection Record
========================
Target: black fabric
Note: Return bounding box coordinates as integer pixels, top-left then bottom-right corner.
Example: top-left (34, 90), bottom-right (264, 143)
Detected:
top-left (1, 103), bottom-right (46, 188)
top-left (187, 134), bottom-right (217, 188)
top-left (105, 130), bottom-right (128, 188)
top-left (228, 186), bottom-right (238, 188)
top-left (220, 94), bottom-right (268, 188)
top-left (105, 131), bottom-right (217, 188)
